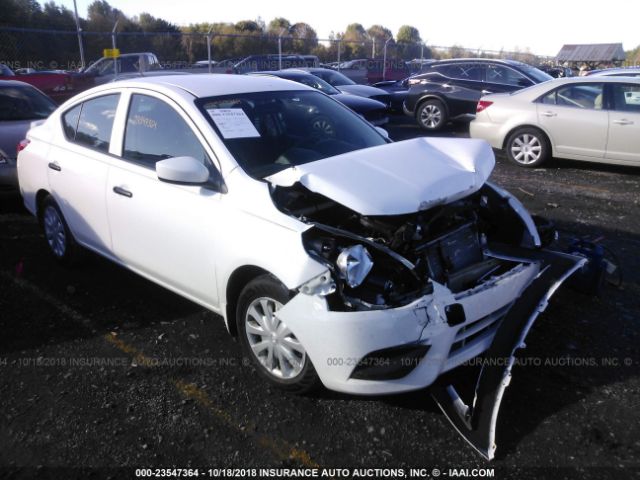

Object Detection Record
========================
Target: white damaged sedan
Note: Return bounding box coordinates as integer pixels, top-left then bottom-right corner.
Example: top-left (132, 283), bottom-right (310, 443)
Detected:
top-left (17, 75), bottom-right (584, 459)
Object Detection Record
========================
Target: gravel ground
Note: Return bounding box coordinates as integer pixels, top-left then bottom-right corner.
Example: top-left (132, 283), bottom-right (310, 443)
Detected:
top-left (0, 117), bottom-right (638, 479)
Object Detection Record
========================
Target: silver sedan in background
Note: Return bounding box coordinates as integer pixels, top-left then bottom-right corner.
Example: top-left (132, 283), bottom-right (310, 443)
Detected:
top-left (470, 77), bottom-right (640, 167)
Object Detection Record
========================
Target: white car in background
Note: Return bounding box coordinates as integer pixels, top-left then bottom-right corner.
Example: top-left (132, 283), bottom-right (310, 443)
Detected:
top-left (17, 75), bottom-right (584, 459)
top-left (470, 77), bottom-right (640, 167)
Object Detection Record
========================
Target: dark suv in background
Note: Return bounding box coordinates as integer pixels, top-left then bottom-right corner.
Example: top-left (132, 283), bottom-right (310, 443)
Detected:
top-left (403, 59), bottom-right (552, 130)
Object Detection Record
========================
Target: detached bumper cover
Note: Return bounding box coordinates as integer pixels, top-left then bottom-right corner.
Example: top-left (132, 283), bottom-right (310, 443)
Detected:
top-left (277, 245), bottom-right (583, 396)
top-left (431, 247), bottom-right (585, 460)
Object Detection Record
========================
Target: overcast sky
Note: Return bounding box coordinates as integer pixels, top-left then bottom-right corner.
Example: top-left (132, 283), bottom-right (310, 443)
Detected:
top-left (65, 0), bottom-right (636, 56)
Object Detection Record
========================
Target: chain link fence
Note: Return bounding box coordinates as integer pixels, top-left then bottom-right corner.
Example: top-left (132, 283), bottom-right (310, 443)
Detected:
top-left (1, 26), bottom-right (559, 78)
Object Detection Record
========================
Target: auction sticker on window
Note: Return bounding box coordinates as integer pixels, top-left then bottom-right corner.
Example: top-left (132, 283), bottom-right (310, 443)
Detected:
top-left (207, 108), bottom-right (260, 139)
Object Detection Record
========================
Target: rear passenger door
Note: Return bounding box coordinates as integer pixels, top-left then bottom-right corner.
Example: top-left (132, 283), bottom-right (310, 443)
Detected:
top-left (605, 82), bottom-right (640, 164)
top-left (106, 91), bottom-right (223, 305)
top-left (48, 93), bottom-right (121, 253)
top-left (432, 63), bottom-right (485, 115)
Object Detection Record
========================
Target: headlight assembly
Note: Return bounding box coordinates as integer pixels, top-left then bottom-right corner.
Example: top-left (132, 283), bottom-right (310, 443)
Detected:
top-left (336, 244), bottom-right (374, 288)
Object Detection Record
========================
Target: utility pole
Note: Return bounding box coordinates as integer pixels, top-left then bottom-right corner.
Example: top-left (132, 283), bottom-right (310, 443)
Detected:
top-left (207, 27), bottom-right (213, 73)
top-left (72, 0), bottom-right (85, 70)
top-left (382, 37), bottom-right (392, 81)
top-left (111, 20), bottom-right (119, 78)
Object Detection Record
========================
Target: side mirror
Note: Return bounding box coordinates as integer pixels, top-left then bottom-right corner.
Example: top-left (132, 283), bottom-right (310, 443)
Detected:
top-left (375, 127), bottom-right (390, 139)
top-left (156, 156), bottom-right (210, 185)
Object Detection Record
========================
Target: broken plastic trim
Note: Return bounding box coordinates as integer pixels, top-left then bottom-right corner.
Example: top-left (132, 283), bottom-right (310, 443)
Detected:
top-left (430, 245), bottom-right (586, 460)
top-left (485, 182), bottom-right (541, 248)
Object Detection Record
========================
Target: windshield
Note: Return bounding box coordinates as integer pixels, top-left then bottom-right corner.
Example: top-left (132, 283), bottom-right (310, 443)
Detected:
top-left (315, 69), bottom-right (356, 86)
top-left (0, 85), bottom-right (56, 121)
top-left (85, 56), bottom-right (140, 76)
top-left (289, 75), bottom-right (340, 95)
top-left (197, 90), bottom-right (386, 179)
top-left (518, 64), bottom-right (553, 83)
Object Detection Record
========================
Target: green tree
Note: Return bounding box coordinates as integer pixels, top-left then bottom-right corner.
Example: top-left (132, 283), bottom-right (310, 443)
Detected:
top-left (366, 24), bottom-right (392, 57)
top-left (267, 17), bottom-right (290, 35)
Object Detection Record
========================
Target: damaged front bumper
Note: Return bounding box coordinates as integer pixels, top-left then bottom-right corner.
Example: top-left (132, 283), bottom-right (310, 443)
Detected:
top-left (277, 245), bottom-right (583, 400)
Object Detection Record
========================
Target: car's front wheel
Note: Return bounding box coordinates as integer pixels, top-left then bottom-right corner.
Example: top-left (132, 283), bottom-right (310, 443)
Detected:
top-left (237, 275), bottom-right (319, 393)
top-left (416, 99), bottom-right (447, 131)
top-left (505, 127), bottom-right (550, 167)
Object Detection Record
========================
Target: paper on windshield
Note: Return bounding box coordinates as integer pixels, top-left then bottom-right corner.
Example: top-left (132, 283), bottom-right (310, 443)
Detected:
top-left (207, 108), bottom-right (260, 139)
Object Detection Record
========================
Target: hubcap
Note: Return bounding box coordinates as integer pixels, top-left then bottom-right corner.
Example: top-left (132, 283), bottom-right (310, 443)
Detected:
top-left (420, 104), bottom-right (442, 128)
top-left (43, 206), bottom-right (66, 258)
top-left (245, 297), bottom-right (306, 379)
top-left (511, 134), bottom-right (542, 164)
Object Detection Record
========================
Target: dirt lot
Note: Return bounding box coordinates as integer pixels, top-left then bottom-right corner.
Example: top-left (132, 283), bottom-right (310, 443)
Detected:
top-left (0, 118), bottom-right (639, 479)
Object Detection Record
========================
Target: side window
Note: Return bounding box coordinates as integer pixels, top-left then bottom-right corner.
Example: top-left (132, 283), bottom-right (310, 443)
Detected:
top-left (123, 94), bottom-right (210, 168)
top-left (74, 94), bottom-right (120, 152)
top-left (611, 83), bottom-right (640, 112)
top-left (62, 103), bottom-right (82, 140)
top-left (445, 64), bottom-right (482, 81)
top-left (539, 90), bottom-right (556, 105)
top-left (486, 65), bottom-right (530, 86)
top-left (543, 84), bottom-right (604, 109)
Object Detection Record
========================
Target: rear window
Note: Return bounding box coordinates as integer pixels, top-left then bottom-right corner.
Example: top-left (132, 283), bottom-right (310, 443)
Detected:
top-left (63, 94), bottom-right (120, 152)
top-left (0, 85), bottom-right (56, 121)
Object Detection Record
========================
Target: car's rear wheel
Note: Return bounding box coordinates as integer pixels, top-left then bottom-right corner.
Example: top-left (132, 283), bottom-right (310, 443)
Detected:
top-left (416, 99), bottom-right (447, 131)
top-left (237, 274), bottom-right (319, 393)
top-left (505, 127), bottom-right (550, 167)
top-left (40, 196), bottom-right (80, 265)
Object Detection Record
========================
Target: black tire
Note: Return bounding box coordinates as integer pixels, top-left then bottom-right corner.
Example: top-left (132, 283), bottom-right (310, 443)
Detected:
top-left (39, 195), bottom-right (81, 265)
top-left (236, 274), bottom-right (320, 394)
top-left (416, 98), bottom-right (447, 131)
top-left (505, 127), bottom-right (550, 168)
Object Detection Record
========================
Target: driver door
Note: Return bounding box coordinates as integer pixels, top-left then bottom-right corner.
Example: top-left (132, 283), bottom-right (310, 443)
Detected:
top-left (106, 91), bottom-right (223, 306)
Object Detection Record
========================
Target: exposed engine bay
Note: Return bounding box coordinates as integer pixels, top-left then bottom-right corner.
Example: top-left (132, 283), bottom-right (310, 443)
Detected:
top-left (271, 180), bottom-right (542, 311)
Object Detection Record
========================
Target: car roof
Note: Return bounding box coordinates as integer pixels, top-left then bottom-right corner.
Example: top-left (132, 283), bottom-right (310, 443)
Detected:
top-left (253, 70), bottom-right (314, 80)
top-left (429, 58), bottom-right (527, 67)
top-left (544, 76), bottom-right (640, 84)
top-left (81, 73), bottom-right (314, 98)
top-left (588, 67), bottom-right (640, 76)
top-left (0, 79), bottom-right (36, 88)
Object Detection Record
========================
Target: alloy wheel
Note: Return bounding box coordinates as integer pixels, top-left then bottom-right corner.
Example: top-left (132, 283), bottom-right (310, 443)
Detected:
top-left (420, 104), bottom-right (442, 129)
top-left (510, 133), bottom-right (542, 165)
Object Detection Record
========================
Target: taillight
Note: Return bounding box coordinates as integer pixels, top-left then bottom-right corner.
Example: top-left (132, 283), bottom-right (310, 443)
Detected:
top-left (476, 100), bottom-right (493, 113)
top-left (17, 139), bottom-right (30, 156)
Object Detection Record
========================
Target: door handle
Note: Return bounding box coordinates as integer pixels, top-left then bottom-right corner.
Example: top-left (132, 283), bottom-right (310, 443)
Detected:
top-left (48, 162), bottom-right (61, 172)
top-left (613, 119), bottom-right (634, 125)
top-left (481, 90), bottom-right (493, 95)
top-left (112, 186), bottom-right (133, 198)
top-left (541, 111), bottom-right (557, 117)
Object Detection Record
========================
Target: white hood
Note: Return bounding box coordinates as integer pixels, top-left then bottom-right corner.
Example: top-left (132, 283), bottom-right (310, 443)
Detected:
top-left (266, 137), bottom-right (495, 216)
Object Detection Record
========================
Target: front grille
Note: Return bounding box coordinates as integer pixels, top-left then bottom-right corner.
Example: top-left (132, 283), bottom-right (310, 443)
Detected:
top-left (449, 303), bottom-right (512, 354)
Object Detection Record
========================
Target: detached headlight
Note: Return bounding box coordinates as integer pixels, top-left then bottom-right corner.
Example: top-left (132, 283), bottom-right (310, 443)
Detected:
top-left (337, 245), bottom-right (373, 288)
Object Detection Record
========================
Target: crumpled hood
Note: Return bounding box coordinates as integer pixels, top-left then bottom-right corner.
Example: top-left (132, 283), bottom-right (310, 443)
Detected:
top-left (266, 137), bottom-right (495, 216)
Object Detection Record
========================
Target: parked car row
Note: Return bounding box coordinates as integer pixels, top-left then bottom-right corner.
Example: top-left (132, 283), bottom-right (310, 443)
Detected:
top-left (250, 70), bottom-right (390, 126)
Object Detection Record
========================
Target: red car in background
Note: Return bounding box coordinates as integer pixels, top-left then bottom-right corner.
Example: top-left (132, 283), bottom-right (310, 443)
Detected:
top-left (0, 63), bottom-right (90, 104)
